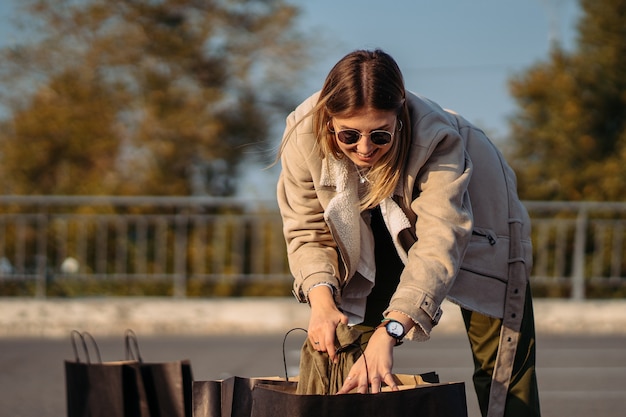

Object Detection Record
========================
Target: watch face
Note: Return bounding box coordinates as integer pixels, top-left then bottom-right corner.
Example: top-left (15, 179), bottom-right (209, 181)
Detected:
top-left (386, 321), bottom-right (404, 338)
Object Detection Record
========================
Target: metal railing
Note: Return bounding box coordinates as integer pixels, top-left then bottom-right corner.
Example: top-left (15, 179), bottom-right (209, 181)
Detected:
top-left (524, 201), bottom-right (626, 299)
top-left (0, 196), bottom-right (625, 299)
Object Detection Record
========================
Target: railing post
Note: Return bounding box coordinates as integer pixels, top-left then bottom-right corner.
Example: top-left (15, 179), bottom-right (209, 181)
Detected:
top-left (35, 213), bottom-right (48, 299)
top-left (173, 214), bottom-right (188, 298)
top-left (571, 206), bottom-right (588, 300)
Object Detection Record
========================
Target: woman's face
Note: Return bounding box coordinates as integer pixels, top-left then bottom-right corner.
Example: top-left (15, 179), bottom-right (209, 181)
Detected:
top-left (331, 108), bottom-right (398, 168)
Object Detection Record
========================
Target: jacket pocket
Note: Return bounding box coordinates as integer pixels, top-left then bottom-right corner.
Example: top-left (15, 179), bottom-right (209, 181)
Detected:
top-left (460, 228), bottom-right (509, 283)
top-left (471, 228), bottom-right (496, 246)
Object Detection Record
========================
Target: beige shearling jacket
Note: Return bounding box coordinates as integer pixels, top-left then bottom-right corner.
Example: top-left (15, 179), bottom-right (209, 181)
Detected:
top-left (277, 91), bottom-right (533, 342)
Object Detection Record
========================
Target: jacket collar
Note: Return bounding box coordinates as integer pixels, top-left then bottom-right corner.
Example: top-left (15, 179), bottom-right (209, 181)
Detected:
top-left (319, 155), bottom-right (412, 274)
top-left (320, 155), bottom-right (350, 191)
top-left (320, 155), bottom-right (361, 279)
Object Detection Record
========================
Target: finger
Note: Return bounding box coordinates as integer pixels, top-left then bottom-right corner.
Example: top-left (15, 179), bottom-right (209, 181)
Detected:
top-left (328, 317), bottom-right (348, 362)
top-left (369, 376), bottom-right (382, 394)
top-left (382, 372), bottom-right (398, 392)
top-left (337, 374), bottom-right (357, 394)
top-left (356, 375), bottom-right (369, 394)
top-left (326, 341), bottom-right (337, 362)
top-left (309, 334), bottom-right (321, 350)
top-left (324, 330), bottom-right (338, 362)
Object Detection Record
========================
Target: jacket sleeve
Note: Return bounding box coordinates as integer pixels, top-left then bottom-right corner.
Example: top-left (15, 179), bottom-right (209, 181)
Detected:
top-left (386, 115), bottom-right (473, 341)
top-left (276, 110), bottom-right (341, 304)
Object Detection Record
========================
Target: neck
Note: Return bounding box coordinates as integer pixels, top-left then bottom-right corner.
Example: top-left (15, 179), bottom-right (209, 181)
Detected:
top-left (354, 164), bottom-right (371, 184)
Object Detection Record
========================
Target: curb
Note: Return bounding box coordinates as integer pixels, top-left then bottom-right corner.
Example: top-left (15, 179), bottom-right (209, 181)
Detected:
top-left (1, 297), bottom-right (625, 338)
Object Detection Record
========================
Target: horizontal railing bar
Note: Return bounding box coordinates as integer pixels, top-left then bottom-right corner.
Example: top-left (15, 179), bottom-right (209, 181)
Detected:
top-left (0, 195), bottom-right (278, 209)
top-left (2, 196), bottom-right (626, 211)
top-left (523, 201), bottom-right (626, 211)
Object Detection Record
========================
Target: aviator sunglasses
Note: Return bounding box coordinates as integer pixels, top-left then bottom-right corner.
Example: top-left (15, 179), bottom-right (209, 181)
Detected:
top-left (328, 120), bottom-right (402, 146)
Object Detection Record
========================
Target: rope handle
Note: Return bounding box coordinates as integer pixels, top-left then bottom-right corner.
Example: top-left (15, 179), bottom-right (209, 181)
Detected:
top-left (282, 327), bottom-right (307, 381)
top-left (281, 326), bottom-right (370, 388)
top-left (70, 330), bottom-right (102, 364)
top-left (124, 329), bottom-right (144, 363)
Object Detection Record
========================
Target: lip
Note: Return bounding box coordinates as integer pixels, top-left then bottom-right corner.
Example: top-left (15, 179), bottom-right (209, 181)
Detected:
top-left (353, 149), bottom-right (378, 164)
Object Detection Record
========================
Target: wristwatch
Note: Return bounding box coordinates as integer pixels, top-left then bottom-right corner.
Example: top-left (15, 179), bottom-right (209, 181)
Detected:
top-left (379, 318), bottom-right (405, 346)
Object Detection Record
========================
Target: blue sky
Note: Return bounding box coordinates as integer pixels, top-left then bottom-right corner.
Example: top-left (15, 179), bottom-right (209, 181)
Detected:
top-left (291, 0), bottom-right (582, 137)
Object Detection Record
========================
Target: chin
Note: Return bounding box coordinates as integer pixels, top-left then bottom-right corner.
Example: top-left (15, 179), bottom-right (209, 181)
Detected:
top-left (351, 156), bottom-right (379, 167)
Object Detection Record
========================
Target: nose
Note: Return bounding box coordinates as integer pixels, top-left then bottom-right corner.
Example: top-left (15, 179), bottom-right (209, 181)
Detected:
top-left (356, 134), bottom-right (376, 153)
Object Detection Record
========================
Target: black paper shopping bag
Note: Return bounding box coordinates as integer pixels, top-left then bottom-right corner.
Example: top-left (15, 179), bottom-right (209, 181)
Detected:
top-left (65, 331), bottom-right (150, 417)
top-left (125, 329), bottom-right (194, 417)
top-left (192, 376), bottom-right (297, 417)
top-left (65, 330), bottom-right (194, 417)
top-left (250, 379), bottom-right (468, 417)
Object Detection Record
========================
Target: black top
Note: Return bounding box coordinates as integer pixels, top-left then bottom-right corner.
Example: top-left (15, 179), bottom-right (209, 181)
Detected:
top-left (362, 206), bottom-right (405, 327)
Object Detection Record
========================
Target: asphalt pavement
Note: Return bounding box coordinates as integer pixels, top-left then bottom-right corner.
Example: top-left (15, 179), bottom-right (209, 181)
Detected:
top-left (2, 333), bottom-right (626, 417)
top-left (1, 297), bottom-right (626, 417)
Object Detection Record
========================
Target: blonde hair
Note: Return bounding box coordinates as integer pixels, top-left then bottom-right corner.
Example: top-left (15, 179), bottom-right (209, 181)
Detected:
top-left (279, 49), bottom-right (411, 210)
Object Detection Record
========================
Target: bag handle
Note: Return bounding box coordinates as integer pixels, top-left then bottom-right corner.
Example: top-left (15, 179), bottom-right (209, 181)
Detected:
top-left (124, 328), bottom-right (144, 363)
top-left (281, 327), bottom-right (369, 383)
top-left (282, 327), bottom-right (307, 381)
top-left (70, 330), bottom-right (102, 364)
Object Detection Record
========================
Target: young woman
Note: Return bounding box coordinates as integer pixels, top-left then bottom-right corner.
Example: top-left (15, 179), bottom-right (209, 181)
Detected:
top-left (276, 49), bottom-right (540, 417)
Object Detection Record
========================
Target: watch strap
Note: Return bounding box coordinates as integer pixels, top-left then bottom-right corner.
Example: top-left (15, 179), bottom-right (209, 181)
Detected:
top-left (378, 318), bottom-right (405, 346)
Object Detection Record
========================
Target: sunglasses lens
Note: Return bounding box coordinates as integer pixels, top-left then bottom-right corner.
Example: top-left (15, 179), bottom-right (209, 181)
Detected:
top-left (335, 129), bottom-right (393, 145)
top-left (370, 131), bottom-right (392, 145)
top-left (336, 130), bottom-right (361, 144)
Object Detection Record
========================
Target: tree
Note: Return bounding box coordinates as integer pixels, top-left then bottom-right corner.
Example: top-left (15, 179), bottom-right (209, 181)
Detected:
top-left (507, 0), bottom-right (626, 201)
top-left (1, 69), bottom-right (123, 194)
top-left (0, 0), bottom-right (310, 196)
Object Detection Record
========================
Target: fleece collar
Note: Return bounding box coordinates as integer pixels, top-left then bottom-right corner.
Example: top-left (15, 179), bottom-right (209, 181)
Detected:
top-left (320, 156), bottom-right (412, 274)
top-left (320, 156), bottom-right (361, 279)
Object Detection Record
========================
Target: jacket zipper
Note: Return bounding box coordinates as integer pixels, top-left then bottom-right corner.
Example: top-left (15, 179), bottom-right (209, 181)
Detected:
top-left (472, 230), bottom-right (496, 246)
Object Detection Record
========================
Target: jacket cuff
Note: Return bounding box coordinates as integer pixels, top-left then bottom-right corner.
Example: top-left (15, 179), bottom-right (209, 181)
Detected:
top-left (385, 291), bottom-right (444, 341)
top-left (293, 266), bottom-right (340, 304)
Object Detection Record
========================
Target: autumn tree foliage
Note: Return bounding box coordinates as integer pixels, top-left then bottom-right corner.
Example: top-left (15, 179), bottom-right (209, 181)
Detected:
top-left (0, 0), bottom-right (309, 196)
top-left (507, 0), bottom-right (626, 201)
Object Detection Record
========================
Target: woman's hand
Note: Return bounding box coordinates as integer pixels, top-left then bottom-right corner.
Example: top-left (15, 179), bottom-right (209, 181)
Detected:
top-left (336, 327), bottom-right (399, 394)
top-left (337, 313), bottom-right (413, 394)
top-left (307, 285), bottom-right (348, 363)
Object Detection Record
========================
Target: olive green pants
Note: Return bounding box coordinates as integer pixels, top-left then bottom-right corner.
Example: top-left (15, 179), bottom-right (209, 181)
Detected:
top-left (461, 286), bottom-right (541, 417)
